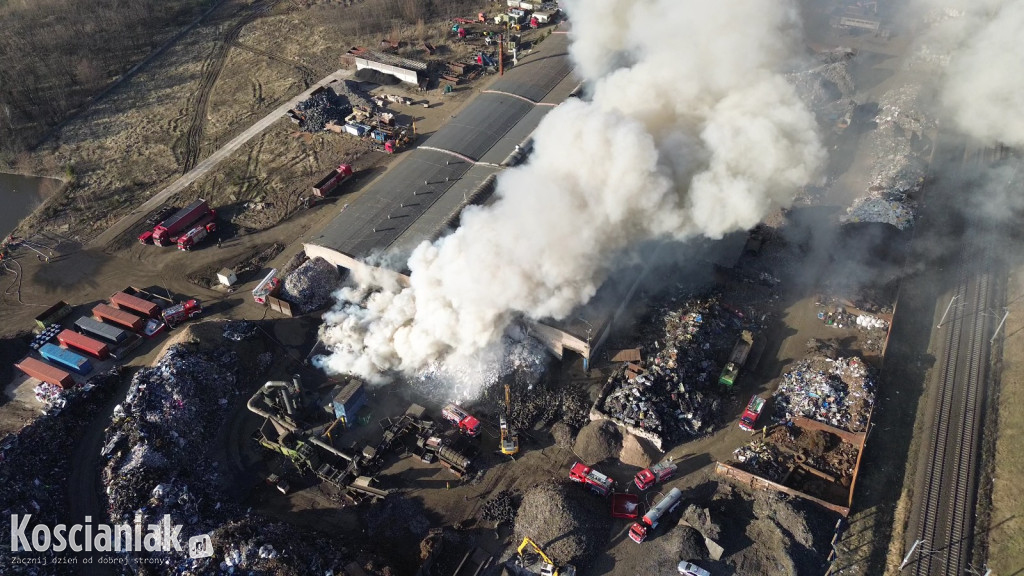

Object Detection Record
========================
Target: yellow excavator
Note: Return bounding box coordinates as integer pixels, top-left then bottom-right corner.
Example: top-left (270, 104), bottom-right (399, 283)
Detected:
top-left (500, 384), bottom-right (520, 455)
top-left (516, 537), bottom-right (576, 576)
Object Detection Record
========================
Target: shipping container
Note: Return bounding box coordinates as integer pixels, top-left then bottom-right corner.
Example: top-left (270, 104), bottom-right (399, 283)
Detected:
top-left (34, 300), bottom-right (72, 330)
top-left (15, 356), bottom-right (74, 389)
top-left (38, 343), bottom-right (92, 376)
top-left (93, 303), bottom-right (145, 332)
top-left (57, 329), bottom-right (111, 360)
top-left (110, 291), bottom-right (160, 318)
top-left (75, 316), bottom-right (129, 344)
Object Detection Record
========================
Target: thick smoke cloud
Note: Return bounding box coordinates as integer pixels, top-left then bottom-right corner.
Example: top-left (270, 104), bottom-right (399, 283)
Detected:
top-left (318, 0), bottom-right (824, 389)
top-left (914, 0), bottom-right (1024, 146)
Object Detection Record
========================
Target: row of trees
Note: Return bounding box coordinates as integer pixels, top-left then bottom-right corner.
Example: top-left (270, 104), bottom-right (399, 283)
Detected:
top-left (0, 0), bottom-right (210, 164)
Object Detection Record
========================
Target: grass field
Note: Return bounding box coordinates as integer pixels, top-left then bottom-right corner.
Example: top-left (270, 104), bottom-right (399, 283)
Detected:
top-left (988, 267), bottom-right (1024, 575)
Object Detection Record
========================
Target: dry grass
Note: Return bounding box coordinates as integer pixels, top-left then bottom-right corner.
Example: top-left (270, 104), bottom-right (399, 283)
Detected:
top-left (987, 268), bottom-right (1024, 575)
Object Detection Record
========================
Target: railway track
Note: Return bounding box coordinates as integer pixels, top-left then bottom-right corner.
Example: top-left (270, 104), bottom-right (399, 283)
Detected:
top-left (909, 152), bottom-right (995, 575)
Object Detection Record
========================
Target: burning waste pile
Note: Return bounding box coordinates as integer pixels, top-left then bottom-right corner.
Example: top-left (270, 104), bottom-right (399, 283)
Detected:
top-left (772, 355), bottom-right (875, 432)
top-left (315, 0), bottom-right (824, 390)
top-left (789, 48), bottom-right (857, 130)
top-left (280, 256), bottom-right (342, 313)
top-left (843, 85), bottom-right (932, 230)
top-left (597, 294), bottom-right (752, 445)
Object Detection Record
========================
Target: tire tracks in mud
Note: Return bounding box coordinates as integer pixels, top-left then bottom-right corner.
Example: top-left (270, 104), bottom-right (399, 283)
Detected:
top-left (179, 0), bottom-right (280, 173)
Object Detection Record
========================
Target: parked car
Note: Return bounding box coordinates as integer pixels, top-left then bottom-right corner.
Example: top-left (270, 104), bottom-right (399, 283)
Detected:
top-left (677, 561), bottom-right (711, 576)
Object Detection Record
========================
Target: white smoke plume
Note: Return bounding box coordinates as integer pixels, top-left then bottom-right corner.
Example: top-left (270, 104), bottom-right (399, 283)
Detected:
top-left (913, 0), bottom-right (1024, 146)
top-left (318, 0), bottom-right (824, 391)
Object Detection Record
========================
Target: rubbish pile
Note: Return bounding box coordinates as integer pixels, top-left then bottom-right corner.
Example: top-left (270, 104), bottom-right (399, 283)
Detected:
top-left (33, 381), bottom-right (65, 413)
top-left (844, 85), bottom-right (931, 230)
top-left (103, 345), bottom-right (239, 527)
top-left (773, 355), bottom-right (875, 432)
top-left (480, 489), bottom-right (519, 526)
top-left (222, 320), bottom-right (258, 341)
top-left (280, 256), bottom-right (342, 313)
top-left (597, 294), bottom-right (750, 444)
top-left (294, 87), bottom-right (352, 133)
top-left (0, 369), bottom-right (121, 575)
top-left (513, 483), bottom-right (610, 568)
top-left (573, 420), bottom-right (622, 464)
top-left (732, 439), bottom-right (791, 483)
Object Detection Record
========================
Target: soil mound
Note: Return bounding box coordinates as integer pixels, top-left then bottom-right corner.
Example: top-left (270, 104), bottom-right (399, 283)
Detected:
top-left (573, 419), bottom-right (622, 464)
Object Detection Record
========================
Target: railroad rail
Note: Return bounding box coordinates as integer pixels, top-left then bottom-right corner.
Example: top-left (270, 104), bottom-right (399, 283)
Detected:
top-left (908, 151), bottom-right (995, 575)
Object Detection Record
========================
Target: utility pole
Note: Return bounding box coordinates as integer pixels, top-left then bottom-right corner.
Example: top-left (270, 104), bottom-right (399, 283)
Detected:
top-left (899, 539), bottom-right (923, 570)
top-left (991, 309), bottom-right (1010, 344)
top-left (937, 295), bottom-right (958, 328)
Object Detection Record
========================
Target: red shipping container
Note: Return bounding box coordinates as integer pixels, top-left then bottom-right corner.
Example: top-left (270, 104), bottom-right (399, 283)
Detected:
top-left (16, 357), bottom-right (74, 389)
top-left (93, 303), bottom-right (145, 332)
top-left (57, 329), bottom-right (110, 360)
top-left (110, 291), bottom-right (160, 318)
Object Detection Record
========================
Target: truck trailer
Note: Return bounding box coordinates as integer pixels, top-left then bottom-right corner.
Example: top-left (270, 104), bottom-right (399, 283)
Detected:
top-left (629, 487), bottom-right (684, 543)
top-left (110, 291), bottom-right (161, 318)
top-left (16, 356), bottom-right (74, 389)
top-left (57, 329), bottom-right (110, 360)
top-left (38, 343), bottom-right (92, 376)
top-left (34, 300), bottom-right (73, 331)
top-left (75, 316), bottom-right (129, 344)
top-left (93, 304), bottom-right (145, 332)
top-left (147, 200), bottom-right (215, 246)
top-left (311, 164), bottom-right (354, 197)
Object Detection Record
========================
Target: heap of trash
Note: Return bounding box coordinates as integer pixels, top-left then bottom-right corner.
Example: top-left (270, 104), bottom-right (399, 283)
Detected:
top-left (280, 256), bottom-right (342, 313)
top-left (513, 483), bottom-right (610, 568)
top-left (32, 382), bottom-right (65, 413)
top-left (597, 294), bottom-right (753, 444)
top-left (480, 489), bottom-right (519, 526)
top-left (772, 355), bottom-right (875, 432)
top-left (294, 87), bottom-right (352, 133)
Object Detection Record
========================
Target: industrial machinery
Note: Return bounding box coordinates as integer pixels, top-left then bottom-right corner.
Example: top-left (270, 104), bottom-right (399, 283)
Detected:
top-left (569, 462), bottom-right (615, 496)
top-left (634, 459), bottom-right (677, 491)
top-left (516, 537), bottom-right (576, 576)
top-left (500, 384), bottom-right (519, 455)
top-left (629, 487), bottom-right (684, 543)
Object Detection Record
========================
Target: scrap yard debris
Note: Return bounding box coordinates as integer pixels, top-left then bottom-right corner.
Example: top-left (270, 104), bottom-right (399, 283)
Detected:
top-left (773, 355), bottom-right (875, 432)
top-left (512, 483), bottom-right (610, 569)
top-left (280, 256), bottom-right (342, 313)
top-left (596, 293), bottom-right (758, 445)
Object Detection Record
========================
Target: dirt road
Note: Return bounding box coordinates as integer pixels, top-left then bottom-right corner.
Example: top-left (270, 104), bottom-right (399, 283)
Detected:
top-left (89, 66), bottom-right (353, 250)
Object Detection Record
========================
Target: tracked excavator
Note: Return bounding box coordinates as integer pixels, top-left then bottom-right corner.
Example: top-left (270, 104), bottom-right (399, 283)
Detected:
top-left (515, 537), bottom-right (575, 576)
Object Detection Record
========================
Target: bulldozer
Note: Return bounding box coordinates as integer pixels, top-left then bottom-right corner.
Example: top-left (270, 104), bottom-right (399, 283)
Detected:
top-left (515, 537), bottom-right (576, 576)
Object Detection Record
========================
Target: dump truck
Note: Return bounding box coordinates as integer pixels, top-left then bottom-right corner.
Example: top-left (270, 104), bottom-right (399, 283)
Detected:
top-left (110, 291), bottom-right (161, 318)
top-left (93, 304), bottom-right (145, 332)
top-left (57, 329), bottom-right (110, 360)
top-left (442, 403), bottom-right (481, 436)
top-left (719, 330), bottom-right (754, 387)
top-left (16, 357), bottom-right (74, 389)
top-left (38, 343), bottom-right (92, 376)
top-left (569, 462), bottom-right (615, 496)
top-left (75, 316), bottom-right (128, 344)
top-left (177, 221), bottom-right (217, 251)
top-left (145, 199), bottom-right (216, 246)
top-left (634, 459), bottom-right (678, 490)
top-left (629, 487), bottom-right (684, 543)
top-left (311, 164), bottom-right (354, 197)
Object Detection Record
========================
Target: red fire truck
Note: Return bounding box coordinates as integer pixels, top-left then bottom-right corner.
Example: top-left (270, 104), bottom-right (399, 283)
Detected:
top-left (569, 462), bottom-right (614, 497)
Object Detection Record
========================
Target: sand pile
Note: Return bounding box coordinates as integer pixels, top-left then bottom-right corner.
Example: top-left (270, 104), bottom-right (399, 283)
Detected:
top-left (573, 419), bottom-right (622, 464)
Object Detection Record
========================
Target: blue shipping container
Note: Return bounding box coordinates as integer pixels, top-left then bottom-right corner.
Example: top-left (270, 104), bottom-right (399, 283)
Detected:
top-left (75, 316), bottom-right (127, 344)
top-left (38, 343), bottom-right (93, 376)
top-left (331, 380), bottom-right (367, 424)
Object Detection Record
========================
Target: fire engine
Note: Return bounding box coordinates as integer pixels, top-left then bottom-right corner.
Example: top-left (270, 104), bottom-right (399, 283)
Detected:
top-left (441, 403), bottom-right (481, 436)
top-left (634, 459), bottom-right (678, 490)
top-left (569, 462), bottom-right (614, 496)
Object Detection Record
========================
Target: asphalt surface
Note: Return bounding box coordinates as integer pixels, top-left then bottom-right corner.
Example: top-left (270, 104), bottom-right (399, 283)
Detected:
top-left (310, 32), bottom-right (576, 263)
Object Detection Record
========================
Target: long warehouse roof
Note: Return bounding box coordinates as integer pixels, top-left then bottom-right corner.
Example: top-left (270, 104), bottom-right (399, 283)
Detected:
top-left (309, 31), bottom-right (577, 262)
